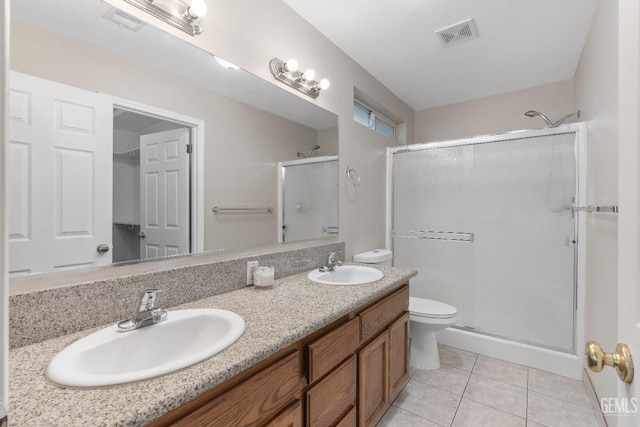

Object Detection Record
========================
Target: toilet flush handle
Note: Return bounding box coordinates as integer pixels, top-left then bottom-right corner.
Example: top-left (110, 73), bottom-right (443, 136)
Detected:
top-left (586, 341), bottom-right (634, 383)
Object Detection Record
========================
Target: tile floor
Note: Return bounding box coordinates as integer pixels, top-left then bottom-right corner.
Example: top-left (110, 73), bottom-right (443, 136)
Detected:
top-left (377, 345), bottom-right (601, 427)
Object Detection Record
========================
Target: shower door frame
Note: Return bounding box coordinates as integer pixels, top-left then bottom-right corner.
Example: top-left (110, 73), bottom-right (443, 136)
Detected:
top-left (386, 123), bottom-right (587, 376)
top-left (277, 155), bottom-right (339, 243)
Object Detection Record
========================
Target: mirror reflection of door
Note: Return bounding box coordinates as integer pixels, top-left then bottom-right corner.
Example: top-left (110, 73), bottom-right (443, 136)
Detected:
top-left (112, 110), bottom-right (191, 263)
top-left (8, 71), bottom-right (113, 274)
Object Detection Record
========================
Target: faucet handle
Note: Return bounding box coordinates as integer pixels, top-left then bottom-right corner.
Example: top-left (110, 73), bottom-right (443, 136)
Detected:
top-left (327, 252), bottom-right (336, 263)
top-left (139, 288), bottom-right (162, 312)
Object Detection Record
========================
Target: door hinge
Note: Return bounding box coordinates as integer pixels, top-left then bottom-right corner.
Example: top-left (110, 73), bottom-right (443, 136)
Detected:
top-left (186, 144), bottom-right (193, 154)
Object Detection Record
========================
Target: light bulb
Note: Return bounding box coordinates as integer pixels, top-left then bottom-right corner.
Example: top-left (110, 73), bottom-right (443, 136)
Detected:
top-left (302, 68), bottom-right (315, 81)
top-left (187, 0), bottom-right (208, 19)
top-left (318, 78), bottom-right (330, 90)
top-left (284, 58), bottom-right (298, 73)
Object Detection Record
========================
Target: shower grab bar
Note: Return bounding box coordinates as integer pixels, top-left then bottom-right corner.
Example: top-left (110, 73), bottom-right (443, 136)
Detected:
top-left (392, 230), bottom-right (474, 242)
top-left (572, 205), bottom-right (618, 214)
top-left (212, 206), bottom-right (273, 213)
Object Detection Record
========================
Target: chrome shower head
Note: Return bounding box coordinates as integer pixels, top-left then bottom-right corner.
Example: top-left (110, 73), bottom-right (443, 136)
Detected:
top-left (525, 110), bottom-right (553, 126)
top-left (306, 145), bottom-right (320, 157)
top-left (525, 110), bottom-right (581, 127)
top-left (551, 110), bottom-right (581, 127)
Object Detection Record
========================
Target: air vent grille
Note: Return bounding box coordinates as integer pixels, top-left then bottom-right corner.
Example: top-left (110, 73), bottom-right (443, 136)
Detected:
top-left (103, 8), bottom-right (146, 32)
top-left (436, 18), bottom-right (478, 47)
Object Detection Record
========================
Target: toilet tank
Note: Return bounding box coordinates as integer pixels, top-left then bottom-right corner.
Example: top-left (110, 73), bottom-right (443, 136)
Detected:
top-left (353, 249), bottom-right (393, 266)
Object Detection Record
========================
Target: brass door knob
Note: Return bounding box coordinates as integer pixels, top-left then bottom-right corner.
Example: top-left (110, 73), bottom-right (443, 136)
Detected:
top-left (586, 341), bottom-right (634, 383)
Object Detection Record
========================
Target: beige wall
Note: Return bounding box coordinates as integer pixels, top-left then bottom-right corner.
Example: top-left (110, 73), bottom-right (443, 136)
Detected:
top-left (414, 79), bottom-right (575, 142)
top-left (103, 0), bottom-right (416, 260)
top-left (10, 20), bottom-right (326, 253)
top-left (574, 0), bottom-right (620, 422)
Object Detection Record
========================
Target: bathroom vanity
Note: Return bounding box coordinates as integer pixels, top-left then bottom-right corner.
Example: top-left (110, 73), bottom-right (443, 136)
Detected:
top-left (8, 260), bottom-right (415, 426)
top-left (150, 284), bottom-right (409, 427)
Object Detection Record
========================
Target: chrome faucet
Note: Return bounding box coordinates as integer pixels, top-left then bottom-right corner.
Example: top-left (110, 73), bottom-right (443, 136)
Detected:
top-left (319, 252), bottom-right (342, 272)
top-left (117, 288), bottom-right (168, 332)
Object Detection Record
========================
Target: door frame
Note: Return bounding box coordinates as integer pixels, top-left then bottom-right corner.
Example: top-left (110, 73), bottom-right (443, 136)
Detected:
top-left (111, 96), bottom-right (205, 254)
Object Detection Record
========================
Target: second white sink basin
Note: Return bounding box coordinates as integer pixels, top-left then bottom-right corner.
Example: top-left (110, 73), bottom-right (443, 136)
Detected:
top-left (46, 308), bottom-right (245, 388)
top-left (308, 265), bottom-right (384, 286)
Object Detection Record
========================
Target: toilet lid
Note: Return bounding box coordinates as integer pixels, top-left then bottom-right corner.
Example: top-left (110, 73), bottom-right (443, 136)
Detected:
top-left (409, 297), bottom-right (457, 318)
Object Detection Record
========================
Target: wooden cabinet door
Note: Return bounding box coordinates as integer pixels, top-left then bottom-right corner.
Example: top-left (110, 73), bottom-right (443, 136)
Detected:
top-left (262, 400), bottom-right (303, 427)
top-left (358, 332), bottom-right (389, 427)
top-left (388, 312), bottom-right (410, 401)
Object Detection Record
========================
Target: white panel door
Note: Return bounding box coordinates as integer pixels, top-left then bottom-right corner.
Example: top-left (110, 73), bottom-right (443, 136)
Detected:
top-left (139, 128), bottom-right (190, 259)
top-left (617, 1), bottom-right (640, 422)
top-left (8, 71), bottom-right (113, 273)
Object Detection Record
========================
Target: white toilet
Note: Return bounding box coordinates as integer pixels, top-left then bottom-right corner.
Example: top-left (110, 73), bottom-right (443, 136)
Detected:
top-left (353, 248), bottom-right (393, 266)
top-left (353, 249), bottom-right (458, 370)
top-left (409, 297), bottom-right (457, 370)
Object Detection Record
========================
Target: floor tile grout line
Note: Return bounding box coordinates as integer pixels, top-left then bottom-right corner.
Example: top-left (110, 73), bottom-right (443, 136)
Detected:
top-left (461, 394), bottom-right (527, 422)
top-left (389, 403), bottom-right (449, 427)
top-left (527, 385), bottom-right (594, 409)
top-left (448, 352), bottom-right (479, 426)
top-left (527, 388), bottom-right (600, 411)
top-left (469, 369), bottom-right (529, 389)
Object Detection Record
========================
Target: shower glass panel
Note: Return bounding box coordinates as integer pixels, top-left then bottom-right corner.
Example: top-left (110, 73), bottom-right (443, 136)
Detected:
top-left (392, 132), bottom-right (577, 352)
top-left (281, 158), bottom-right (338, 242)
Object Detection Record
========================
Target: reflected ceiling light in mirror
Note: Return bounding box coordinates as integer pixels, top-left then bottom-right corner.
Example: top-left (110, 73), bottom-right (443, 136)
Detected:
top-left (269, 57), bottom-right (330, 99)
top-left (121, 0), bottom-right (207, 36)
top-left (214, 56), bottom-right (240, 70)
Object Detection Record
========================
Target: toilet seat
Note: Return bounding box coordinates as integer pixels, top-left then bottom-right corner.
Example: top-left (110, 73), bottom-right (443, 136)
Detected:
top-left (409, 297), bottom-right (457, 319)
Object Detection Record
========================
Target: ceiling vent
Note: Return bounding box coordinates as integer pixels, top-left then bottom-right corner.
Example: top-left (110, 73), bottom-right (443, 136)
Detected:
top-left (436, 18), bottom-right (478, 47)
top-left (103, 8), bottom-right (146, 32)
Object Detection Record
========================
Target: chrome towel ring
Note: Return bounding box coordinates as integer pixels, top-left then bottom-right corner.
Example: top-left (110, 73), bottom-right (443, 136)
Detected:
top-left (346, 166), bottom-right (360, 187)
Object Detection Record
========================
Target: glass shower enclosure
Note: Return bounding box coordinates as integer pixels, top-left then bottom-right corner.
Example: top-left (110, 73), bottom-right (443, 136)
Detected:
top-left (278, 156), bottom-right (338, 243)
top-left (388, 126), bottom-right (585, 355)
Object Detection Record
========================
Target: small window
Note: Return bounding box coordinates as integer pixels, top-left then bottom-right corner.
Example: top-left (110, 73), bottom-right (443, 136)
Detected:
top-left (353, 100), bottom-right (396, 140)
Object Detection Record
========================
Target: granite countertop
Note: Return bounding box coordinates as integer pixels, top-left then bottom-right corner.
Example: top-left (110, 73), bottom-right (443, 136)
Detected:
top-left (9, 264), bottom-right (416, 426)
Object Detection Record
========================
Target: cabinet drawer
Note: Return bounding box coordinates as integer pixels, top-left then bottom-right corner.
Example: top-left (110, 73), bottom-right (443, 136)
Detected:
top-left (262, 400), bottom-right (303, 427)
top-left (335, 406), bottom-right (356, 427)
top-left (360, 285), bottom-right (409, 342)
top-left (307, 355), bottom-right (357, 427)
top-left (172, 351), bottom-right (303, 426)
top-left (307, 317), bottom-right (360, 384)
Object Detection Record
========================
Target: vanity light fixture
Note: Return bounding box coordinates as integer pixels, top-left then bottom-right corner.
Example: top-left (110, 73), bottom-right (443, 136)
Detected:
top-left (269, 58), bottom-right (330, 99)
top-left (121, 0), bottom-right (208, 36)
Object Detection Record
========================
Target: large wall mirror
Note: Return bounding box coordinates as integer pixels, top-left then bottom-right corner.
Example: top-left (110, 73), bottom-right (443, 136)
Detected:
top-left (8, 0), bottom-right (339, 277)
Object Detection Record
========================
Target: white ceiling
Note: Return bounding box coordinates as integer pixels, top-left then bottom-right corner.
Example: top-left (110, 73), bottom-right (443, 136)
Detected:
top-left (282, 0), bottom-right (599, 111)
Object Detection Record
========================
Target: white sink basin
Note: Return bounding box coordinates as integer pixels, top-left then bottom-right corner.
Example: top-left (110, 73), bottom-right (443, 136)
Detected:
top-left (307, 265), bottom-right (384, 286)
top-left (46, 308), bottom-right (245, 388)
